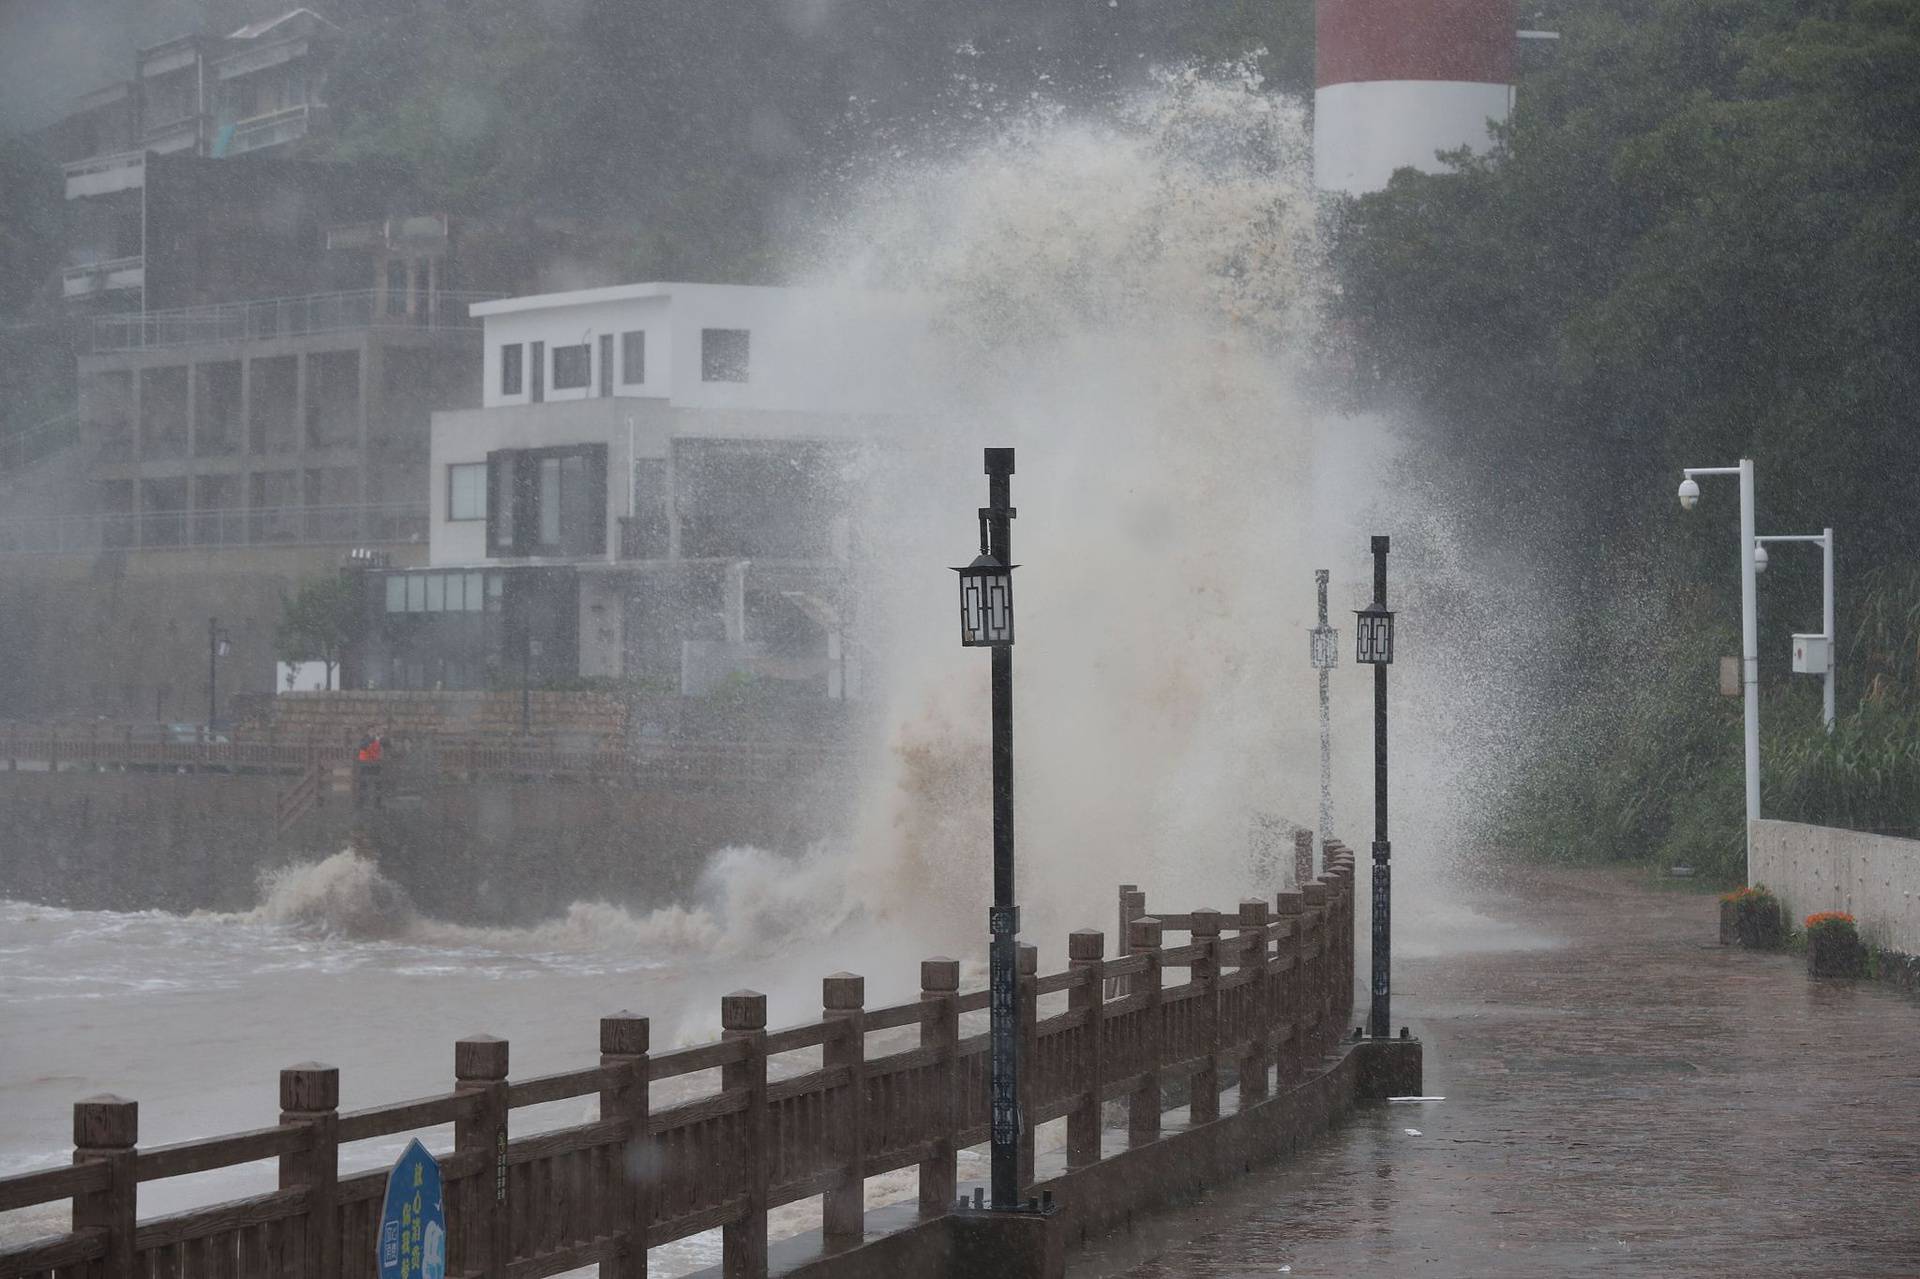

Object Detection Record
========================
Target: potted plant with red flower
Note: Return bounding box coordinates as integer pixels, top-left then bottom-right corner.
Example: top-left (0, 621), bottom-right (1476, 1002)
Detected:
top-left (1720, 885), bottom-right (1784, 949)
top-left (1805, 911), bottom-right (1866, 978)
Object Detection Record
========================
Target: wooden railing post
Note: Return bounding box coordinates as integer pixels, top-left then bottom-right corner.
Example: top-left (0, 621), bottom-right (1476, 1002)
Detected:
top-left (822, 973), bottom-right (865, 1243)
top-left (1274, 891), bottom-right (1304, 1081)
top-left (1302, 882), bottom-right (1330, 1045)
top-left (1016, 942), bottom-right (1038, 1190)
top-left (1189, 909), bottom-right (1221, 1125)
top-left (1294, 829), bottom-right (1313, 888)
top-left (455, 1035), bottom-right (510, 1279)
top-left (1236, 899), bottom-right (1271, 1105)
top-left (600, 1013), bottom-right (651, 1279)
top-left (1127, 916), bottom-right (1163, 1147)
top-left (72, 1095), bottom-right (137, 1279)
top-left (917, 958), bottom-right (960, 1216)
top-left (721, 991), bottom-right (767, 1279)
top-left (1110, 886), bottom-right (1145, 998)
top-left (1065, 929), bottom-right (1105, 1170)
top-left (278, 1063), bottom-right (339, 1279)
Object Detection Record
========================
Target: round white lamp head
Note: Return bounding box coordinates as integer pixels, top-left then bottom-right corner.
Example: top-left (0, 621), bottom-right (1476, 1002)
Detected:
top-left (1753, 543), bottom-right (1769, 572)
top-left (1677, 477), bottom-right (1701, 510)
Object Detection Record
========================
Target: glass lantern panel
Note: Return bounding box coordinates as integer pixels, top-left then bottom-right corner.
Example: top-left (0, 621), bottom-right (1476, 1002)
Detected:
top-left (985, 573), bottom-right (1011, 639)
top-left (960, 576), bottom-right (985, 644)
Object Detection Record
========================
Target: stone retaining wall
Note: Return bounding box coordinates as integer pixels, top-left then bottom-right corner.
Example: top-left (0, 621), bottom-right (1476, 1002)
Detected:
top-left (267, 689), bottom-right (629, 745)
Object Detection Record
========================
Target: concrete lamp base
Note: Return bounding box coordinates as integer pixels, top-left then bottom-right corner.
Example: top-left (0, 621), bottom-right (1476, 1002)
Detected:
top-left (1353, 1035), bottom-right (1424, 1100)
top-left (948, 1201), bottom-right (1064, 1279)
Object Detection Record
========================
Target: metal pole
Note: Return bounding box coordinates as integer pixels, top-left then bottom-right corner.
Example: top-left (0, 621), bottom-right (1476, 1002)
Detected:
top-left (1738, 460), bottom-right (1759, 881)
top-left (1315, 568), bottom-right (1332, 879)
top-left (983, 447), bottom-right (1020, 1211)
top-left (1368, 536), bottom-right (1391, 1041)
top-left (521, 619), bottom-right (532, 737)
top-left (207, 617), bottom-right (218, 733)
top-left (1823, 527), bottom-right (1836, 733)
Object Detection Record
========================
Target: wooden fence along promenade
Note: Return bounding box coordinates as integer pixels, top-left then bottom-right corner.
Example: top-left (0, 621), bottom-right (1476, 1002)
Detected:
top-left (0, 725), bottom-right (834, 791)
top-left (0, 843), bottom-right (1357, 1279)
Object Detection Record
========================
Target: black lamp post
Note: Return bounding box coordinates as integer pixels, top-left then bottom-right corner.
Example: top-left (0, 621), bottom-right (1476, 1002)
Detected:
top-left (952, 446), bottom-right (1020, 1209)
top-left (207, 617), bottom-right (232, 735)
top-left (1354, 536), bottom-right (1395, 1040)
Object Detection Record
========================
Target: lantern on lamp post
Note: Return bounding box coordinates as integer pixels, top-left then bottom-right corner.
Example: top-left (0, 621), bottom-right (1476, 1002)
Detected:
top-left (951, 447), bottom-right (1024, 1211)
top-left (1354, 536), bottom-right (1395, 1040)
top-left (955, 553), bottom-right (1015, 647)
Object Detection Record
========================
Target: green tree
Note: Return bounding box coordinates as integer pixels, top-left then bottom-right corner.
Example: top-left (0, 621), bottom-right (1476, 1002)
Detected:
top-left (275, 577), bottom-right (358, 691)
top-left (1332, 0), bottom-right (1920, 872)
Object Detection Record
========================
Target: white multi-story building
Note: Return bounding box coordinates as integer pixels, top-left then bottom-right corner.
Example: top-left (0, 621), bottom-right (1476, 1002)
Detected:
top-left (356, 282), bottom-right (928, 698)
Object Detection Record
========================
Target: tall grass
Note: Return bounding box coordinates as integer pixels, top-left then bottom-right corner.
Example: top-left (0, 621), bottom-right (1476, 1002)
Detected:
top-left (1495, 561), bottom-right (1920, 881)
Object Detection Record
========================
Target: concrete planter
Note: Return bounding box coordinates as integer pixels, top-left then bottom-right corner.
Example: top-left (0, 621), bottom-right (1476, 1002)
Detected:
top-left (1807, 931), bottom-right (1866, 978)
top-left (1734, 901), bottom-right (1784, 950)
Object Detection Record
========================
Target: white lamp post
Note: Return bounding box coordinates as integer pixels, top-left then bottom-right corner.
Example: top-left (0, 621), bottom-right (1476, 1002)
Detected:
top-left (1754, 528), bottom-right (1836, 731)
top-left (1677, 459), bottom-right (1759, 881)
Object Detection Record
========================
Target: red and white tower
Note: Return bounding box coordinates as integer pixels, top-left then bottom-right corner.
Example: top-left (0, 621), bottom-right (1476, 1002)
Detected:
top-left (1314, 0), bottom-right (1515, 195)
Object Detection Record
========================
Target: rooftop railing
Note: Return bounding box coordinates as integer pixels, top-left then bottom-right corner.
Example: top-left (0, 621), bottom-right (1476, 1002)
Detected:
top-left (0, 501), bottom-right (426, 555)
top-left (91, 289), bottom-right (498, 354)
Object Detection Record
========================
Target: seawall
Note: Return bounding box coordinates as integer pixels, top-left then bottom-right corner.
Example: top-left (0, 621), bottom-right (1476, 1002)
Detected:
top-left (0, 768), bottom-right (849, 920)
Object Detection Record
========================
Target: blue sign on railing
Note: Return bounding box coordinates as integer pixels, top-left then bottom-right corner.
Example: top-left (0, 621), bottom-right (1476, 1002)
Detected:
top-left (377, 1139), bottom-right (447, 1279)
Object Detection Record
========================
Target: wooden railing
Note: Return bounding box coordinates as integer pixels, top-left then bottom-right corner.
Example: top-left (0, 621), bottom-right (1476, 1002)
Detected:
top-left (0, 846), bottom-right (1357, 1279)
top-left (0, 725), bottom-right (838, 791)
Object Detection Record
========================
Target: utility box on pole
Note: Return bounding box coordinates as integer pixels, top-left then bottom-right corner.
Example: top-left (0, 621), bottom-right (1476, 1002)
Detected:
top-left (1791, 634), bottom-right (1829, 675)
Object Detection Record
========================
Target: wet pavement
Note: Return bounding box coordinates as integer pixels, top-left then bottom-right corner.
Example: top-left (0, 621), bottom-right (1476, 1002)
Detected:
top-left (1070, 866), bottom-right (1920, 1278)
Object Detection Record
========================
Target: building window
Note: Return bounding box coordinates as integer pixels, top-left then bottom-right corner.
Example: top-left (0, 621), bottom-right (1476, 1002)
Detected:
top-left (701, 329), bottom-right (750, 382)
top-left (501, 344), bottom-right (523, 396)
top-left (621, 331), bottom-right (645, 385)
top-left (486, 444), bottom-right (608, 558)
top-left (447, 463), bottom-right (486, 521)
top-left (552, 344), bottom-right (591, 390)
top-left (381, 571), bottom-right (501, 613)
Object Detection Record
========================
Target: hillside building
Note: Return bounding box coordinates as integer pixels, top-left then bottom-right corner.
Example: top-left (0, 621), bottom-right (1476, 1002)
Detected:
top-left (353, 283), bottom-right (930, 700)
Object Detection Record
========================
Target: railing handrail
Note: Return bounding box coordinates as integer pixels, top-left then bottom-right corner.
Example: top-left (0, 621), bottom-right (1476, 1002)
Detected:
top-left (61, 255), bottom-right (145, 277)
top-left (0, 501), bottom-right (429, 555)
top-left (0, 848), bottom-right (1361, 1278)
top-left (90, 289), bottom-right (501, 353)
top-left (61, 150), bottom-right (147, 178)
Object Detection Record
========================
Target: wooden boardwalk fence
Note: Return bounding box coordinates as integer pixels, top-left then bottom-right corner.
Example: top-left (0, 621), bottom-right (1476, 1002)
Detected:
top-left (0, 845), bottom-right (1357, 1279)
top-left (0, 725), bottom-right (836, 791)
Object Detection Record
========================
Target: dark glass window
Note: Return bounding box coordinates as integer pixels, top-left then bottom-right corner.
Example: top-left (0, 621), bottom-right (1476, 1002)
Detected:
top-left (701, 328), bottom-right (750, 382)
top-left (621, 331), bottom-right (645, 385)
top-left (552, 343), bottom-right (591, 390)
top-left (501, 344), bottom-right (523, 396)
top-left (485, 445), bottom-right (607, 558)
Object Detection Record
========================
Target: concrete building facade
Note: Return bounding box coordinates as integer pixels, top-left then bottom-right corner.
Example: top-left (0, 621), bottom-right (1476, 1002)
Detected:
top-left (357, 283), bottom-right (929, 699)
top-left (49, 9), bottom-right (340, 311)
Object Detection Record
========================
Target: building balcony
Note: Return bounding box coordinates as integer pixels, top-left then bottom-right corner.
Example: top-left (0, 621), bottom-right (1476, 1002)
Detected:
top-left (141, 113), bottom-right (205, 156)
top-left (63, 256), bottom-right (146, 301)
top-left (325, 212), bottom-right (448, 255)
top-left (63, 150), bottom-right (146, 199)
top-left (89, 289), bottom-right (499, 354)
top-left (216, 103), bottom-right (322, 157)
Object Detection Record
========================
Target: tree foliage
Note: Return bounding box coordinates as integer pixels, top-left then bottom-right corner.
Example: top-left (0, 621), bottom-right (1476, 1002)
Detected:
top-left (274, 576), bottom-right (358, 689)
top-left (1334, 0), bottom-right (1920, 873)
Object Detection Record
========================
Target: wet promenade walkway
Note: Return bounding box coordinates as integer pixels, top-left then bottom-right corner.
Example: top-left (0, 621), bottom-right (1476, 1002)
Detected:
top-left (1071, 867), bottom-right (1920, 1277)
